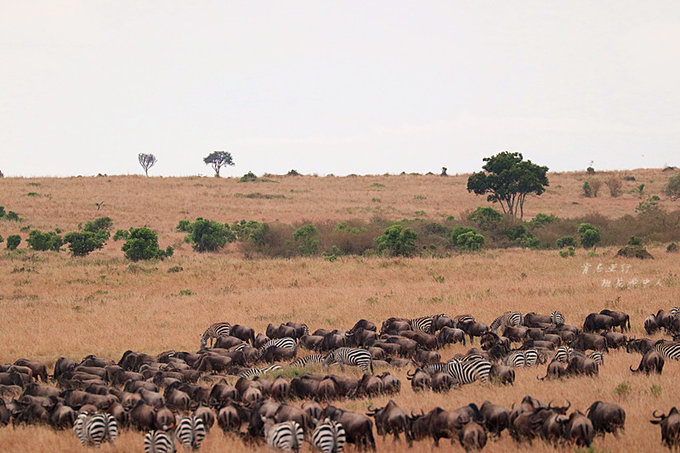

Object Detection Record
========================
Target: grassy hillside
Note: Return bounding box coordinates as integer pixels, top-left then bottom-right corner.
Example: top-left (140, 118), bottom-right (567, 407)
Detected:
top-left (0, 169), bottom-right (679, 452)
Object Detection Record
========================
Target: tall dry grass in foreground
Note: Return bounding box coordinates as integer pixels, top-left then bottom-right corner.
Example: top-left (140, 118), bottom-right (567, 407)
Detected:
top-left (0, 246), bottom-right (679, 451)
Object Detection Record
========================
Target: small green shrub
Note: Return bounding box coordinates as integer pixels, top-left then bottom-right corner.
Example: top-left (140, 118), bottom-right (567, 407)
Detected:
top-left (468, 207), bottom-right (503, 231)
top-left (650, 384), bottom-right (662, 398)
top-left (668, 242), bottom-right (679, 253)
top-left (0, 235), bottom-right (3, 243)
top-left (578, 223), bottom-right (601, 249)
top-left (122, 227), bottom-right (173, 261)
top-left (178, 289), bottom-right (194, 296)
top-left (0, 207), bottom-right (5, 217)
top-left (176, 220), bottom-right (192, 232)
top-left (27, 192), bottom-right (39, 197)
top-left (557, 236), bottom-right (576, 248)
top-left (583, 181), bottom-right (592, 198)
top-left (287, 169), bottom-right (300, 176)
top-left (26, 230), bottom-right (62, 251)
top-left (186, 218), bottom-right (235, 252)
top-left (168, 266), bottom-right (183, 273)
top-left (6, 211), bottom-right (20, 221)
top-left (63, 231), bottom-right (107, 256)
top-left (239, 171), bottom-right (257, 182)
top-left (665, 173), bottom-right (680, 200)
top-left (456, 231), bottom-right (485, 251)
top-left (530, 213), bottom-right (558, 228)
top-left (614, 381), bottom-right (631, 398)
top-left (6, 235), bottom-right (21, 250)
top-left (559, 247), bottom-right (575, 258)
top-left (376, 224), bottom-right (418, 257)
top-left (586, 166), bottom-right (595, 174)
top-left (293, 224), bottom-right (320, 256)
top-left (113, 229), bottom-right (129, 241)
top-left (628, 236), bottom-right (643, 246)
top-left (83, 217), bottom-right (113, 235)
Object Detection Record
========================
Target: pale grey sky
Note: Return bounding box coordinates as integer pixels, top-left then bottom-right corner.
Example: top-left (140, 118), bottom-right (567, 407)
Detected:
top-left (1, 1), bottom-right (679, 177)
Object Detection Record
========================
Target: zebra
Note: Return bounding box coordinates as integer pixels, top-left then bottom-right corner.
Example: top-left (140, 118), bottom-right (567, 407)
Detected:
top-left (422, 362), bottom-right (449, 375)
top-left (144, 430), bottom-right (176, 453)
top-left (502, 349), bottom-right (541, 368)
top-left (200, 322), bottom-right (232, 348)
top-left (446, 358), bottom-right (492, 384)
top-left (408, 315), bottom-right (435, 334)
top-left (312, 417), bottom-right (346, 453)
top-left (550, 310), bottom-right (565, 326)
top-left (238, 364), bottom-right (282, 378)
top-left (265, 420), bottom-right (304, 451)
top-left (654, 341), bottom-right (680, 360)
top-left (259, 337), bottom-right (297, 353)
top-left (74, 412), bottom-right (118, 447)
top-left (323, 347), bottom-right (373, 374)
top-left (289, 354), bottom-right (324, 368)
top-left (175, 415), bottom-right (206, 450)
top-left (553, 346), bottom-right (574, 363)
top-left (490, 311), bottom-right (523, 333)
top-left (670, 307), bottom-right (680, 316)
top-left (588, 351), bottom-right (605, 366)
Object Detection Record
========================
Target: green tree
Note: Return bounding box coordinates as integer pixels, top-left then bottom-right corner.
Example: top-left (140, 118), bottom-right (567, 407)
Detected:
top-left (188, 218), bottom-right (235, 252)
top-left (578, 223), bottom-right (601, 249)
top-left (122, 227), bottom-right (173, 261)
top-left (456, 231), bottom-right (485, 251)
top-left (27, 230), bottom-right (63, 251)
top-left (376, 224), bottom-right (418, 257)
top-left (467, 151), bottom-right (549, 218)
top-left (63, 231), bottom-right (107, 256)
top-left (293, 224), bottom-right (320, 256)
top-left (138, 153), bottom-right (157, 176)
top-left (6, 234), bottom-right (20, 250)
top-left (203, 151), bottom-right (234, 177)
top-left (83, 217), bottom-right (113, 238)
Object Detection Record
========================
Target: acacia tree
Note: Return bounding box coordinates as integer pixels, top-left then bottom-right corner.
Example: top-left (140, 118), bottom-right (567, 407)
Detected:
top-left (467, 151), bottom-right (548, 218)
top-left (204, 151), bottom-right (234, 177)
top-left (138, 153), bottom-right (157, 176)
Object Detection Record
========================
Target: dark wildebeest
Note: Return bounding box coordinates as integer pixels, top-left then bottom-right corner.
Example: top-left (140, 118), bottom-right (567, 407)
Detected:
top-left (583, 313), bottom-right (616, 332)
top-left (366, 400), bottom-right (410, 443)
top-left (630, 349), bottom-right (664, 375)
top-left (480, 401), bottom-right (509, 437)
top-left (600, 309), bottom-right (631, 332)
top-left (651, 407), bottom-right (680, 450)
top-left (562, 411), bottom-right (594, 447)
top-left (586, 401), bottom-right (625, 437)
top-left (645, 315), bottom-right (660, 335)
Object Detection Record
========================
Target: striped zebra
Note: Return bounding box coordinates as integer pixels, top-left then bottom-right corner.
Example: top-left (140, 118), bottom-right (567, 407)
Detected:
top-left (200, 322), bottom-right (232, 348)
top-left (654, 341), bottom-right (680, 360)
top-left (588, 351), bottom-right (605, 366)
top-left (238, 364), bottom-right (282, 378)
top-left (446, 358), bottom-right (492, 384)
top-left (553, 346), bottom-right (574, 363)
top-left (289, 354), bottom-right (324, 368)
top-left (323, 348), bottom-right (373, 374)
top-left (408, 315), bottom-right (435, 334)
top-left (73, 412), bottom-right (118, 447)
top-left (144, 430), bottom-right (176, 453)
top-left (312, 418), bottom-right (346, 453)
top-left (265, 420), bottom-right (304, 452)
top-left (259, 337), bottom-right (297, 353)
top-left (490, 311), bottom-right (523, 333)
top-left (502, 349), bottom-right (541, 368)
top-left (175, 415), bottom-right (206, 450)
top-left (422, 362), bottom-right (449, 375)
top-left (670, 307), bottom-right (680, 316)
top-left (550, 311), bottom-right (565, 326)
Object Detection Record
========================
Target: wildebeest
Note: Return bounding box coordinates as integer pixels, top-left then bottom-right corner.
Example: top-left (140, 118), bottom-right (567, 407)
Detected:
top-left (651, 407), bottom-right (680, 450)
top-left (323, 405), bottom-right (376, 450)
top-left (562, 411), bottom-right (594, 447)
top-left (630, 349), bottom-right (664, 375)
top-left (583, 313), bottom-right (616, 332)
top-left (480, 401), bottom-right (509, 437)
top-left (366, 400), bottom-right (410, 443)
top-left (599, 309), bottom-right (630, 332)
top-left (586, 401), bottom-right (625, 437)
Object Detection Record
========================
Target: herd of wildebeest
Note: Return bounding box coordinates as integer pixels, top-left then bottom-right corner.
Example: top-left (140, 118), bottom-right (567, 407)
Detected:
top-left (2, 306), bottom-right (680, 451)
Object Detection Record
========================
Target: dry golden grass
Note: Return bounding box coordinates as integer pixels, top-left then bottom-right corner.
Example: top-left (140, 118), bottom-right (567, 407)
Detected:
top-left (0, 170), bottom-right (679, 452)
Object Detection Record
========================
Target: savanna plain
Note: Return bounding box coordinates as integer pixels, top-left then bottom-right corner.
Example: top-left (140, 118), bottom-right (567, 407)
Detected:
top-left (0, 169), bottom-right (679, 452)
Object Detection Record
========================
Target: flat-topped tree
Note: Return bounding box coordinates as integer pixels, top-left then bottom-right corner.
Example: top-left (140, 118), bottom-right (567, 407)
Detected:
top-left (204, 151), bottom-right (234, 177)
top-left (138, 153), bottom-right (157, 176)
top-left (467, 151), bottom-right (548, 219)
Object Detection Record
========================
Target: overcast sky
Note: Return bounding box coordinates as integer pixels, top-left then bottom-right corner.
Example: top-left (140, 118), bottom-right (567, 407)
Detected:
top-left (1, 1), bottom-right (679, 177)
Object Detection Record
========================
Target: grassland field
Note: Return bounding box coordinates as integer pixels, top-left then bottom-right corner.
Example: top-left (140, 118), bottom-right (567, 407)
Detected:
top-left (0, 169), bottom-right (679, 452)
